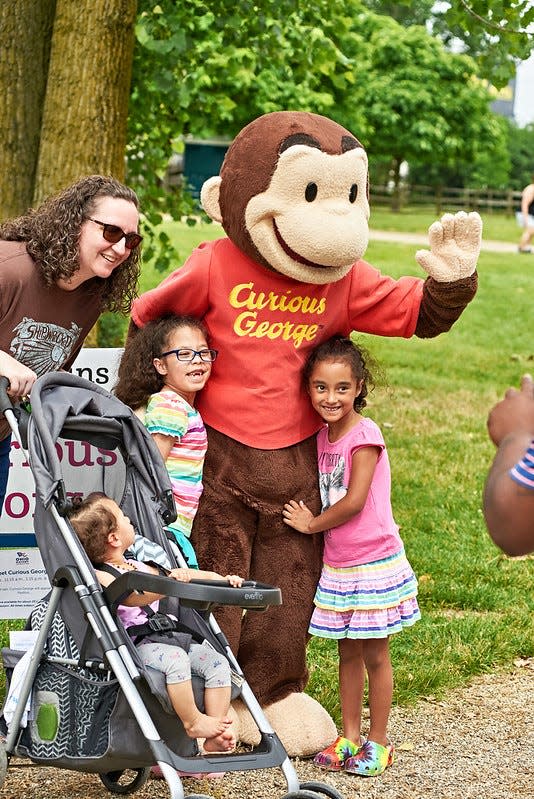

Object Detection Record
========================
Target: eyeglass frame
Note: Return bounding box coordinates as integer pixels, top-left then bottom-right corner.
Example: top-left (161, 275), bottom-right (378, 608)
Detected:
top-left (160, 348), bottom-right (219, 363)
top-left (87, 217), bottom-right (143, 250)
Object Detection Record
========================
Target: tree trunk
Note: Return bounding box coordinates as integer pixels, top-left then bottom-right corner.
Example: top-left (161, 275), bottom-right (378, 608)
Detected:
top-left (33, 0), bottom-right (137, 204)
top-left (0, 0), bottom-right (56, 220)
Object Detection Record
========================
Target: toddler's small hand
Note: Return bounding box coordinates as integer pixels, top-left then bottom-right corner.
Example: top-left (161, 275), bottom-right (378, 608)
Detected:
top-left (169, 567), bottom-right (192, 583)
top-left (225, 574), bottom-right (244, 587)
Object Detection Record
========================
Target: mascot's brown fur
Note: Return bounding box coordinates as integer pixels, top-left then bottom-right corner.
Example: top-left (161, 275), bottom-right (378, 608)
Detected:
top-left (131, 111), bottom-right (481, 756)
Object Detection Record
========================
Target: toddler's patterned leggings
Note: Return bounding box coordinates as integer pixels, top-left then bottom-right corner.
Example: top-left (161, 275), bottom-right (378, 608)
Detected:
top-left (137, 639), bottom-right (231, 688)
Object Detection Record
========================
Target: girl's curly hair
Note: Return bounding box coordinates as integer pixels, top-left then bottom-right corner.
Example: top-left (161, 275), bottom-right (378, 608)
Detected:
top-left (114, 315), bottom-right (209, 410)
top-left (0, 175), bottom-right (141, 314)
top-left (67, 492), bottom-right (117, 564)
top-left (302, 334), bottom-right (377, 412)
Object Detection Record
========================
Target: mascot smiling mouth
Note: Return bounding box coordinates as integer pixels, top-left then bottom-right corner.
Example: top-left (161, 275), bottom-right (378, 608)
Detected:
top-left (273, 218), bottom-right (329, 269)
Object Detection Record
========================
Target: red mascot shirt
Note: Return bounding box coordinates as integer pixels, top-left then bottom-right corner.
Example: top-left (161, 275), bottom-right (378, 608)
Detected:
top-left (132, 237), bottom-right (423, 449)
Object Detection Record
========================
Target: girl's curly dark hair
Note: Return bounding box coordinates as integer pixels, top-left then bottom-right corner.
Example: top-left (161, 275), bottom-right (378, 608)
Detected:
top-left (302, 335), bottom-right (376, 412)
top-left (0, 175), bottom-right (141, 314)
top-left (114, 315), bottom-right (209, 410)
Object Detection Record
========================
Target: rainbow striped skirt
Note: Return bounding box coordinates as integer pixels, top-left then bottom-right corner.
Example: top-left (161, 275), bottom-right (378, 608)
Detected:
top-left (309, 548), bottom-right (421, 640)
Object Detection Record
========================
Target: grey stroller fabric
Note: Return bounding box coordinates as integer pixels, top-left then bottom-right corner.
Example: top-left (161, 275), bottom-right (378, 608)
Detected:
top-left (5, 372), bottom-right (228, 768)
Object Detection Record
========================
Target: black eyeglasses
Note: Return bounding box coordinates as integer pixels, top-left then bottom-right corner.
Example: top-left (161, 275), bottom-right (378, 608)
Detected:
top-left (160, 348), bottom-right (218, 363)
top-left (87, 218), bottom-right (143, 250)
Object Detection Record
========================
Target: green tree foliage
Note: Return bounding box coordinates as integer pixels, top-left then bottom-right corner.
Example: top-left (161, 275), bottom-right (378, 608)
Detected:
top-left (337, 14), bottom-right (508, 198)
top-left (128, 0), bottom-right (510, 222)
top-left (442, 0), bottom-right (534, 89)
top-left (127, 0), bottom-right (361, 267)
top-left (362, 0), bottom-right (435, 27)
top-left (505, 121), bottom-right (534, 190)
top-left (363, 0), bottom-right (534, 89)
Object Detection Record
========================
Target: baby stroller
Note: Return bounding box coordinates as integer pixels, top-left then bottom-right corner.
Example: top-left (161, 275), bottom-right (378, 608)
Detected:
top-left (0, 372), bottom-right (344, 799)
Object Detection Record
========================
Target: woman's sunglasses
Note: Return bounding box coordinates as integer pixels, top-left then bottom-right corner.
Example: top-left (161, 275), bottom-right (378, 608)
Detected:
top-left (87, 218), bottom-right (143, 250)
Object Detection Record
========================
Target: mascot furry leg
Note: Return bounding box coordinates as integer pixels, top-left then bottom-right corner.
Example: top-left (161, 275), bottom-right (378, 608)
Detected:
top-left (191, 427), bottom-right (337, 755)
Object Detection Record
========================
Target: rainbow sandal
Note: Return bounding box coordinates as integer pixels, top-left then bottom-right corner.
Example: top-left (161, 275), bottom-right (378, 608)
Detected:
top-left (313, 736), bottom-right (360, 771)
top-left (344, 739), bottom-right (395, 776)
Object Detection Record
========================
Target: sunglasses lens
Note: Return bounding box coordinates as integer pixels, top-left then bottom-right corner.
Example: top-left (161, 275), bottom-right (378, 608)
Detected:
top-left (99, 223), bottom-right (142, 250)
top-left (101, 224), bottom-right (124, 245)
top-left (124, 232), bottom-right (143, 250)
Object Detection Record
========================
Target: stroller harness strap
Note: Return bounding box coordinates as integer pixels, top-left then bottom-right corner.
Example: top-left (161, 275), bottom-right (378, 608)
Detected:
top-left (127, 607), bottom-right (204, 649)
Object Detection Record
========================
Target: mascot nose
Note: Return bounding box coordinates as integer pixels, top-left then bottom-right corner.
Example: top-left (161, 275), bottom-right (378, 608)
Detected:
top-left (325, 199), bottom-right (352, 216)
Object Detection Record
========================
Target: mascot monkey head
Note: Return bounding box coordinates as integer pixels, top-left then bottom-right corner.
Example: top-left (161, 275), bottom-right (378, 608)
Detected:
top-left (201, 111), bottom-right (370, 285)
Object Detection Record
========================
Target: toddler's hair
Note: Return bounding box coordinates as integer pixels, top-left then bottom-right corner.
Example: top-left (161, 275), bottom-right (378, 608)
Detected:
top-left (303, 335), bottom-right (375, 412)
top-left (115, 315), bottom-right (209, 410)
top-left (67, 492), bottom-right (117, 563)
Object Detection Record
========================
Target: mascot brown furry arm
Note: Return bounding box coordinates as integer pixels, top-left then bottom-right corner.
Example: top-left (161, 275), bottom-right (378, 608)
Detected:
top-left (130, 112), bottom-right (481, 756)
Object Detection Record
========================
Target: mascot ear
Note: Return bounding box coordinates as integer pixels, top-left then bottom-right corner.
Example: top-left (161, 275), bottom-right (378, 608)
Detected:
top-left (200, 176), bottom-right (223, 223)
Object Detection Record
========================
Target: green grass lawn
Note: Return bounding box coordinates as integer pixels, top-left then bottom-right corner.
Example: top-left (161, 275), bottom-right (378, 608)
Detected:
top-left (1, 212), bottom-right (532, 725)
top-left (369, 205), bottom-right (519, 243)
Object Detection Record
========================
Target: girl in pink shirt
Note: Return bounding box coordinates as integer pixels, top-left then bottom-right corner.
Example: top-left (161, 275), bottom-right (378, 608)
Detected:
top-left (283, 336), bottom-right (420, 777)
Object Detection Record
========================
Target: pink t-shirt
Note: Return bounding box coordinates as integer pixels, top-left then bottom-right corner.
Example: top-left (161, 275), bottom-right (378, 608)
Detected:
top-left (107, 560), bottom-right (158, 631)
top-left (318, 417), bottom-right (403, 567)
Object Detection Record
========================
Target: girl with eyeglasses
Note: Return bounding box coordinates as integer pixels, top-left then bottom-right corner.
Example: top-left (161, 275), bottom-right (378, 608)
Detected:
top-left (115, 315), bottom-right (217, 568)
top-left (0, 174), bottom-right (142, 513)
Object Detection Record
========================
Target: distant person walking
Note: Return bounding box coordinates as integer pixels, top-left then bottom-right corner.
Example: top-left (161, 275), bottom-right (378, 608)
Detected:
top-left (516, 174), bottom-right (534, 253)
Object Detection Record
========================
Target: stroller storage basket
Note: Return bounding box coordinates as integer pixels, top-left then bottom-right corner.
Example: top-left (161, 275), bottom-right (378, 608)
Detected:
top-left (19, 659), bottom-right (119, 762)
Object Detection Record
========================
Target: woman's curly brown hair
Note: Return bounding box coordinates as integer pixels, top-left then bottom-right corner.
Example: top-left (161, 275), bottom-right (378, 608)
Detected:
top-left (0, 175), bottom-right (141, 314)
top-left (114, 315), bottom-right (209, 410)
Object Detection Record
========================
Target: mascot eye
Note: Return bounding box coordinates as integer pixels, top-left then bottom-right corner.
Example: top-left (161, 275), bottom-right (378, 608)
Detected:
top-left (349, 184), bottom-right (358, 203)
top-left (305, 182), bottom-right (318, 202)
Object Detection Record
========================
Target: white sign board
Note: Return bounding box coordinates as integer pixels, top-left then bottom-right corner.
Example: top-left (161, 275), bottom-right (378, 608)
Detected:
top-left (0, 348), bottom-right (123, 618)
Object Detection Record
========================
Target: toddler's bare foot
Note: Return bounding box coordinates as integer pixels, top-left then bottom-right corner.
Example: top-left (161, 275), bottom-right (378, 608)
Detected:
top-left (203, 728), bottom-right (236, 753)
top-left (184, 712), bottom-right (230, 740)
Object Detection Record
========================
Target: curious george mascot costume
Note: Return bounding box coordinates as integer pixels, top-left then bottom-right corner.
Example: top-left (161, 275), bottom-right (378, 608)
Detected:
top-left (131, 111), bottom-right (481, 756)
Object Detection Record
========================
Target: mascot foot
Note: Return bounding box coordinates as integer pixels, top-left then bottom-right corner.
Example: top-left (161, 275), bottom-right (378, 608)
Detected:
top-left (233, 693), bottom-right (337, 758)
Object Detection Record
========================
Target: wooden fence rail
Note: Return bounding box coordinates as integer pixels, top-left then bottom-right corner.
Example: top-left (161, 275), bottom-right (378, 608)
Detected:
top-left (370, 184), bottom-right (521, 216)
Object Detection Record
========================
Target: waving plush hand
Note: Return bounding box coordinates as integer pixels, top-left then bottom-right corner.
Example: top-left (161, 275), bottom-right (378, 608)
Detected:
top-left (415, 211), bottom-right (482, 282)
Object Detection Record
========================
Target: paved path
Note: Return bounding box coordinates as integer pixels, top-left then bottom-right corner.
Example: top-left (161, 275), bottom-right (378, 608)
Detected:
top-left (369, 228), bottom-right (518, 253)
top-left (3, 665), bottom-right (532, 799)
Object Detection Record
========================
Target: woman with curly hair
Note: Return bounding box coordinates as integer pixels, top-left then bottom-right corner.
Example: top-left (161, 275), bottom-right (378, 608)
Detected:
top-left (0, 174), bottom-right (143, 511)
top-left (115, 315), bottom-right (216, 568)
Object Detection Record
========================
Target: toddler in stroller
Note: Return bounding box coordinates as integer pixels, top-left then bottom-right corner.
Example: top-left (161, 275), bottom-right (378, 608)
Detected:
top-left (68, 491), bottom-right (240, 753)
top-left (0, 372), bottom-right (345, 799)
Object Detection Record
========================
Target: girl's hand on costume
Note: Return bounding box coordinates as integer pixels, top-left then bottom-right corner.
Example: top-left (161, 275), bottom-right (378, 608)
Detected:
top-left (225, 574), bottom-right (244, 587)
top-left (168, 567), bottom-right (192, 582)
top-left (282, 499), bottom-right (314, 533)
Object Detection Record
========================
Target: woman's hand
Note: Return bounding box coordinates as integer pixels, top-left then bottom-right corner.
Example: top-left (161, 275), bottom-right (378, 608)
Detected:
top-left (0, 351), bottom-right (37, 399)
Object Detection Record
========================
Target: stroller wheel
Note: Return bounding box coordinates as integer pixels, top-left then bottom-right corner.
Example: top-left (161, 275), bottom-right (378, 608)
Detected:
top-left (281, 791), bottom-right (328, 799)
top-left (299, 781), bottom-right (346, 799)
top-left (99, 767), bottom-right (151, 794)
